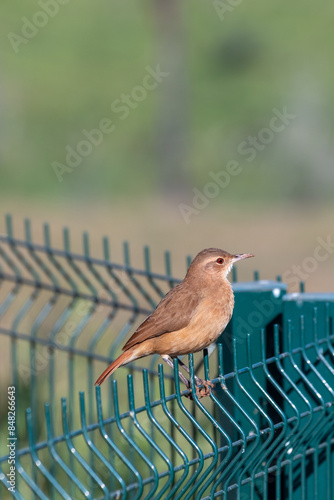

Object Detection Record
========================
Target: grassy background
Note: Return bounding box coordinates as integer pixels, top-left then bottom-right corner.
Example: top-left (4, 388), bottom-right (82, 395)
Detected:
top-left (1, 1), bottom-right (334, 294)
top-left (2, 0), bottom-right (334, 202)
top-left (1, 1), bottom-right (334, 290)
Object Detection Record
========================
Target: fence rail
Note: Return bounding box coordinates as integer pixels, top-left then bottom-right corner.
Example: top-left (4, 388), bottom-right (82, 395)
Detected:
top-left (0, 215), bottom-right (333, 499)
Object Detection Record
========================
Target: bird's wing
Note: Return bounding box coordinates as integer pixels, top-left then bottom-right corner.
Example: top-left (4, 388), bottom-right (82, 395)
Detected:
top-left (122, 283), bottom-right (202, 351)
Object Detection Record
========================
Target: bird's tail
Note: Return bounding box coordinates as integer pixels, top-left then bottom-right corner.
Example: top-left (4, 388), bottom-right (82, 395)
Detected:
top-left (95, 349), bottom-right (136, 386)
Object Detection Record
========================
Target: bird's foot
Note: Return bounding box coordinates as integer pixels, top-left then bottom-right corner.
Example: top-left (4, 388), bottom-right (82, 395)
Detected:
top-left (184, 379), bottom-right (214, 400)
top-left (196, 379), bottom-right (214, 399)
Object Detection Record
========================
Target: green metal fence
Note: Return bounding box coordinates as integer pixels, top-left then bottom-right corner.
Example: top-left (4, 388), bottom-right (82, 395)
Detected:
top-left (0, 215), bottom-right (333, 499)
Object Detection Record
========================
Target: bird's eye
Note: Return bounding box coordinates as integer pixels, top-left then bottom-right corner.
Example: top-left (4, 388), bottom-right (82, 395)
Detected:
top-left (216, 258), bottom-right (224, 264)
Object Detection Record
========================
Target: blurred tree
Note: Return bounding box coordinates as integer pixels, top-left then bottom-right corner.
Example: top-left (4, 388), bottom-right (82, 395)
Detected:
top-left (153, 0), bottom-right (190, 199)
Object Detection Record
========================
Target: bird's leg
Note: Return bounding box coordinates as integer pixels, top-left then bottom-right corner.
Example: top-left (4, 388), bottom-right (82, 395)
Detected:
top-left (175, 357), bottom-right (214, 398)
top-left (161, 355), bottom-right (191, 389)
top-left (162, 355), bottom-right (214, 399)
top-left (175, 357), bottom-right (199, 383)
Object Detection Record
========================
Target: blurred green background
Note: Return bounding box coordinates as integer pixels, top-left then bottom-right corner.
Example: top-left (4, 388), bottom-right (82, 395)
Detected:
top-left (1, 0), bottom-right (334, 290)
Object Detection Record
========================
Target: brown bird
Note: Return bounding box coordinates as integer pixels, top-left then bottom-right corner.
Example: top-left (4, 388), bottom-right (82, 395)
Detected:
top-left (95, 248), bottom-right (253, 397)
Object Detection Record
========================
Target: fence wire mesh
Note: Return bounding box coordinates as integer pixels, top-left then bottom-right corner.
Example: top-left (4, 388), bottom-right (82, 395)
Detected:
top-left (0, 215), bottom-right (333, 499)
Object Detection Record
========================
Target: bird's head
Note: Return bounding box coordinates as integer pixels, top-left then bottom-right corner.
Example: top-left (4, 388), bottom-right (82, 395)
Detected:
top-left (186, 248), bottom-right (254, 281)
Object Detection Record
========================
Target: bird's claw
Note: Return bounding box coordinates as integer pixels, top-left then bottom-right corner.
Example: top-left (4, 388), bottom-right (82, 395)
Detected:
top-left (196, 379), bottom-right (214, 398)
top-left (184, 379), bottom-right (214, 400)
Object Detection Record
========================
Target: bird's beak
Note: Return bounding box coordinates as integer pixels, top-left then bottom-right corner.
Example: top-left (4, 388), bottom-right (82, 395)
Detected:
top-left (233, 253), bottom-right (254, 262)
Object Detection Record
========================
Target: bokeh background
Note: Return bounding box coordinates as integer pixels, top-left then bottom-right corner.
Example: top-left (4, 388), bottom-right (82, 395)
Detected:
top-left (1, 0), bottom-right (334, 290)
